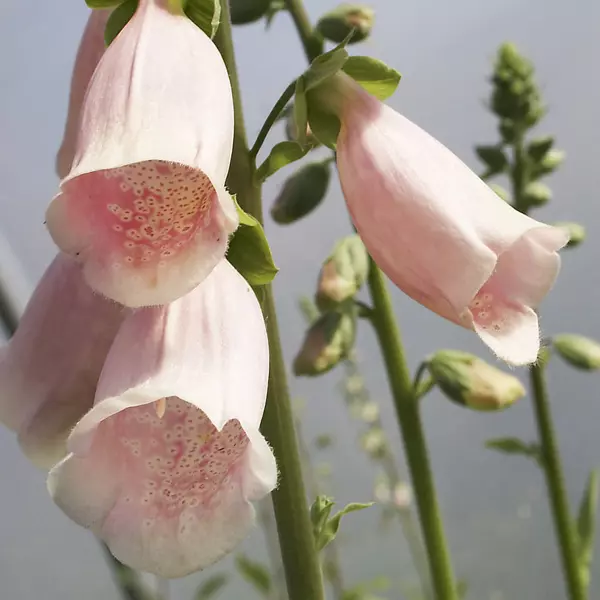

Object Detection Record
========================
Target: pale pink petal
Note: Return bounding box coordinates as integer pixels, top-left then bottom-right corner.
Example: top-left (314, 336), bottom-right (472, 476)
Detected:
top-left (47, 0), bottom-right (237, 307)
top-left (326, 74), bottom-right (568, 364)
top-left (48, 261), bottom-right (276, 577)
top-left (0, 254), bottom-right (127, 469)
top-left (56, 9), bottom-right (110, 179)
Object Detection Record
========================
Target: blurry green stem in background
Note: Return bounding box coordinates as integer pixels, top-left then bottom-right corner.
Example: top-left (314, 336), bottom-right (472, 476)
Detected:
top-left (511, 133), bottom-right (587, 600)
top-left (283, 2), bottom-right (459, 597)
top-left (215, 3), bottom-right (326, 600)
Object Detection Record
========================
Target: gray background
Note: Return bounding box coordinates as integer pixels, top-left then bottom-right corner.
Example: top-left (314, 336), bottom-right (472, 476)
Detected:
top-left (0, 0), bottom-right (598, 598)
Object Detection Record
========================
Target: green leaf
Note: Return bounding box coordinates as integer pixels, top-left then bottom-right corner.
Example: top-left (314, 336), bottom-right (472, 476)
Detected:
top-left (475, 144), bottom-right (508, 175)
top-left (195, 574), bottom-right (229, 600)
top-left (576, 470), bottom-right (598, 588)
top-left (271, 159), bottom-right (332, 225)
top-left (485, 437), bottom-right (542, 466)
top-left (553, 334), bottom-right (600, 371)
top-left (304, 45), bottom-right (349, 91)
top-left (318, 501), bottom-right (373, 550)
top-left (256, 141), bottom-right (309, 181)
top-left (307, 97), bottom-right (341, 150)
top-left (527, 135), bottom-right (554, 161)
top-left (294, 78), bottom-right (309, 145)
top-left (104, 0), bottom-right (137, 46)
top-left (86, 0), bottom-right (123, 7)
top-left (342, 56), bottom-right (401, 100)
top-left (235, 554), bottom-right (272, 595)
top-left (184, 0), bottom-right (221, 38)
top-left (227, 198), bottom-right (278, 286)
top-left (229, 0), bottom-right (270, 24)
top-left (310, 495), bottom-right (336, 540)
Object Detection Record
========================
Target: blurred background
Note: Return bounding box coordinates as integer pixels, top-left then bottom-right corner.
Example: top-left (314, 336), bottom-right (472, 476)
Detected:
top-left (0, 0), bottom-right (598, 598)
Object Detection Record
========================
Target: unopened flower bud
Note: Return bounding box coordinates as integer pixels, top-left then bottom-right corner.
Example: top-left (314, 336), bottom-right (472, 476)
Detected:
top-left (360, 428), bottom-right (387, 458)
top-left (317, 4), bottom-right (375, 44)
top-left (271, 160), bottom-right (331, 225)
top-left (316, 235), bottom-right (369, 310)
top-left (428, 350), bottom-right (525, 411)
top-left (553, 222), bottom-right (585, 248)
top-left (535, 149), bottom-right (565, 176)
top-left (393, 482), bottom-right (412, 510)
top-left (230, 0), bottom-right (271, 25)
top-left (294, 309), bottom-right (356, 376)
top-left (523, 181), bottom-right (552, 208)
top-left (553, 334), bottom-right (600, 371)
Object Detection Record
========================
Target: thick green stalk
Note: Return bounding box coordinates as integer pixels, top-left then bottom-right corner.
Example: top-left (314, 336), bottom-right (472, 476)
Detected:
top-left (512, 134), bottom-right (586, 600)
top-left (529, 364), bottom-right (585, 600)
top-left (214, 6), bottom-right (326, 600)
top-left (368, 261), bottom-right (458, 600)
top-left (283, 0), bottom-right (323, 63)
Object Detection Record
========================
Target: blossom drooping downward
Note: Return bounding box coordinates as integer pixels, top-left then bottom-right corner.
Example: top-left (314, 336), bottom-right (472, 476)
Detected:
top-left (48, 0), bottom-right (238, 307)
top-left (319, 73), bottom-right (567, 365)
top-left (0, 255), bottom-right (127, 468)
top-left (48, 261), bottom-right (276, 577)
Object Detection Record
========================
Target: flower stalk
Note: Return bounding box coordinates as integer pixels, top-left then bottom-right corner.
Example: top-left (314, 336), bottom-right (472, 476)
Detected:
top-left (214, 4), bottom-right (326, 600)
top-left (511, 132), bottom-right (587, 600)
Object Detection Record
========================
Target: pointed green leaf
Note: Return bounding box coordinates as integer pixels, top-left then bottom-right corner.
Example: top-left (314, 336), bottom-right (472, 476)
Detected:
top-left (227, 198), bottom-right (278, 285)
top-left (104, 0), bottom-right (137, 46)
top-left (342, 56), bottom-right (401, 100)
top-left (195, 574), bottom-right (229, 600)
top-left (475, 145), bottom-right (508, 174)
top-left (485, 437), bottom-right (542, 466)
top-left (527, 135), bottom-right (554, 161)
top-left (307, 97), bottom-right (341, 150)
top-left (256, 141), bottom-right (309, 181)
top-left (576, 470), bottom-right (598, 588)
top-left (317, 501), bottom-right (373, 550)
top-left (235, 555), bottom-right (272, 595)
top-left (184, 0), bottom-right (221, 38)
top-left (304, 44), bottom-right (349, 91)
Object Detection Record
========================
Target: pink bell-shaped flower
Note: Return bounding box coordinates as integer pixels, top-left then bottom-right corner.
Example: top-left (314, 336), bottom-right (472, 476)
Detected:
top-left (48, 260), bottom-right (276, 577)
top-left (48, 1), bottom-right (238, 308)
top-left (56, 8), bottom-right (110, 179)
top-left (0, 254), bottom-right (127, 469)
top-left (319, 74), bottom-right (568, 365)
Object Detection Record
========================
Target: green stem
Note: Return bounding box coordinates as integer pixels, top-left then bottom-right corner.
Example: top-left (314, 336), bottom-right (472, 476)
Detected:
top-left (283, 0), bottom-right (324, 62)
top-left (367, 260), bottom-right (458, 600)
top-left (511, 133), bottom-right (586, 600)
top-left (250, 80), bottom-right (297, 159)
top-left (214, 7), bottom-right (326, 600)
top-left (529, 364), bottom-right (586, 600)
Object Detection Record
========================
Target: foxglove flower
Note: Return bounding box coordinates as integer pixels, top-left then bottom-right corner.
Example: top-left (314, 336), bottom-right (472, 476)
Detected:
top-left (318, 74), bottom-right (568, 365)
top-left (0, 254), bottom-right (126, 468)
top-left (48, 260), bottom-right (276, 578)
top-left (56, 8), bottom-right (110, 179)
top-left (48, 0), bottom-right (238, 308)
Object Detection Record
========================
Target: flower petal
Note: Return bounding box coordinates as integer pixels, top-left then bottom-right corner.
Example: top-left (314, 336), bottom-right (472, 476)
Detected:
top-left (48, 261), bottom-right (276, 577)
top-left (56, 9), bottom-right (110, 179)
top-left (0, 254), bottom-right (127, 469)
top-left (47, 1), bottom-right (237, 306)
top-left (327, 74), bottom-right (567, 363)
